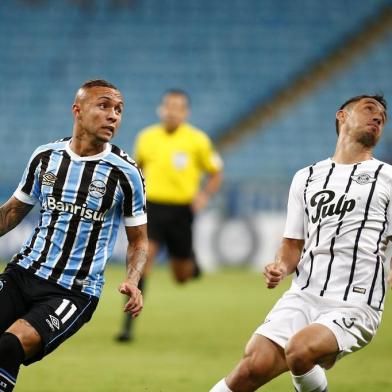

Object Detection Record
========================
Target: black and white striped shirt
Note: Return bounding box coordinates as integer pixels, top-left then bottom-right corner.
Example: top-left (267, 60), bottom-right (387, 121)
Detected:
top-left (284, 158), bottom-right (392, 310)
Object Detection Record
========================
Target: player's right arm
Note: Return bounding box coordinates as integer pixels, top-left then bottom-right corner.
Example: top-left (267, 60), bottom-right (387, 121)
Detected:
top-left (264, 238), bottom-right (304, 288)
top-left (0, 144), bottom-right (48, 237)
top-left (264, 169), bottom-right (307, 288)
top-left (0, 196), bottom-right (34, 236)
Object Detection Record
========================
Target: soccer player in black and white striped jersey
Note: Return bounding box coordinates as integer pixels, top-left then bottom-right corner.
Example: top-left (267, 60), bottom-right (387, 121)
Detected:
top-left (211, 95), bottom-right (389, 392)
top-left (0, 80), bottom-right (148, 391)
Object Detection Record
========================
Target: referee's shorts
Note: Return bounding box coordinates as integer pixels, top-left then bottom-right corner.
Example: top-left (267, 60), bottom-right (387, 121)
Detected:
top-left (146, 201), bottom-right (194, 259)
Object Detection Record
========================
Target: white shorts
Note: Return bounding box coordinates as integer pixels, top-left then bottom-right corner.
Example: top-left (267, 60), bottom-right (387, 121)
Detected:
top-left (255, 290), bottom-right (382, 361)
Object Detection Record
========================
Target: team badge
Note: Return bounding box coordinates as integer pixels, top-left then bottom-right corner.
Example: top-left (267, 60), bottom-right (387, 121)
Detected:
top-left (42, 172), bottom-right (57, 187)
top-left (88, 180), bottom-right (106, 198)
top-left (351, 173), bottom-right (376, 185)
top-left (172, 152), bottom-right (188, 169)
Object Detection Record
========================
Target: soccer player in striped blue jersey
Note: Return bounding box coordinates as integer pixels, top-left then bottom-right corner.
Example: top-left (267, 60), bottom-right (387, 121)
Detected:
top-left (0, 80), bottom-right (148, 391)
top-left (211, 95), bottom-right (390, 392)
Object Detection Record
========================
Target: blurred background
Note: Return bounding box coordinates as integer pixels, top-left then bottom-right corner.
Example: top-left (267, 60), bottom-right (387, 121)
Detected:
top-left (1, 0), bottom-right (391, 271)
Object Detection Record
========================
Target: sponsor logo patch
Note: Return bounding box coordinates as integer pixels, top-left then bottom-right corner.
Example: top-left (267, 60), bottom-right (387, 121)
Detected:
top-left (44, 196), bottom-right (107, 222)
top-left (45, 319), bottom-right (55, 332)
top-left (0, 280), bottom-right (3, 291)
top-left (310, 190), bottom-right (356, 223)
top-left (353, 286), bottom-right (366, 294)
top-left (88, 180), bottom-right (106, 198)
top-left (351, 173), bottom-right (376, 185)
top-left (49, 315), bottom-right (60, 330)
top-left (46, 315), bottom-right (61, 332)
top-left (42, 172), bottom-right (57, 187)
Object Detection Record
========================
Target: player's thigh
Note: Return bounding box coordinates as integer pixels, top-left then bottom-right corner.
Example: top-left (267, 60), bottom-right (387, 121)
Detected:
top-left (285, 323), bottom-right (339, 369)
top-left (313, 305), bottom-right (381, 366)
top-left (227, 334), bottom-right (288, 388)
top-left (21, 292), bottom-right (98, 365)
top-left (7, 319), bottom-right (42, 359)
top-left (244, 334), bottom-right (288, 376)
top-left (254, 291), bottom-right (312, 350)
top-left (0, 272), bottom-right (27, 333)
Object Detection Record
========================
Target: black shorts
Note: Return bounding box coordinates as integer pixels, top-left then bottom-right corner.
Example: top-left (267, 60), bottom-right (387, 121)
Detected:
top-left (0, 263), bottom-right (98, 365)
top-left (147, 201), bottom-right (194, 259)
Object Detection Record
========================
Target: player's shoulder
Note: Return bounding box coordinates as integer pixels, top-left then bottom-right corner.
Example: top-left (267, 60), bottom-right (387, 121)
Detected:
top-left (291, 158), bottom-right (330, 186)
top-left (31, 137), bottom-right (71, 156)
top-left (293, 159), bottom-right (328, 178)
top-left (370, 158), bottom-right (392, 178)
top-left (106, 144), bottom-right (140, 174)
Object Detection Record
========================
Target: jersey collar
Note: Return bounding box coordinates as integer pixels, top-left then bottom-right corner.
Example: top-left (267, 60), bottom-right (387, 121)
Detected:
top-left (66, 139), bottom-right (111, 161)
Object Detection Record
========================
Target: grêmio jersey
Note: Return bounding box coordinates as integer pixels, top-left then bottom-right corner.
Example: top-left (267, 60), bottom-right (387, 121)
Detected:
top-left (284, 158), bottom-right (392, 310)
top-left (12, 138), bottom-right (147, 298)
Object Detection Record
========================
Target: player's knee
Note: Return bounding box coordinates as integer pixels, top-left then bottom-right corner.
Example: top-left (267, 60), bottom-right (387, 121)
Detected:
top-left (237, 350), bottom-right (273, 383)
top-left (285, 337), bottom-right (315, 373)
top-left (7, 320), bottom-right (42, 358)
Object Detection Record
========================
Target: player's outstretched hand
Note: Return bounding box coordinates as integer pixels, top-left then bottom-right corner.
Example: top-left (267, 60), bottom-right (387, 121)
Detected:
top-left (118, 281), bottom-right (144, 318)
top-left (263, 262), bottom-right (287, 289)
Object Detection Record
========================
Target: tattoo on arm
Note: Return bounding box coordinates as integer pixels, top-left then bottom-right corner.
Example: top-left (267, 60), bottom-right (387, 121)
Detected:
top-left (0, 197), bottom-right (34, 237)
top-left (125, 224), bottom-right (148, 284)
top-left (126, 247), bottom-right (148, 277)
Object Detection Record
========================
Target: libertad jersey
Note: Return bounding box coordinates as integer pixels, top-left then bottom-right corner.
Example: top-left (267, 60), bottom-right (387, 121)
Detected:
top-left (12, 138), bottom-right (147, 298)
top-left (284, 158), bottom-right (392, 310)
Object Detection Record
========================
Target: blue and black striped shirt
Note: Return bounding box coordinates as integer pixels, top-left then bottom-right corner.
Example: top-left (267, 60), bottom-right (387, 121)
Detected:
top-left (12, 138), bottom-right (147, 298)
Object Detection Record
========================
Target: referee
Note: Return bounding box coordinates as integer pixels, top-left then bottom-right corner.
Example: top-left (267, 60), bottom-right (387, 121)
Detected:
top-left (116, 89), bottom-right (223, 341)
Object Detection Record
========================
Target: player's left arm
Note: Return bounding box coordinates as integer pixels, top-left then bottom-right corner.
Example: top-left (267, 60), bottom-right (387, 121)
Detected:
top-left (0, 196), bottom-right (34, 237)
top-left (118, 224), bottom-right (148, 318)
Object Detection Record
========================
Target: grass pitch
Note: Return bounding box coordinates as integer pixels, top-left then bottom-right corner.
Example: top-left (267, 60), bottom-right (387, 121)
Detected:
top-left (11, 265), bottom-right (392, 391)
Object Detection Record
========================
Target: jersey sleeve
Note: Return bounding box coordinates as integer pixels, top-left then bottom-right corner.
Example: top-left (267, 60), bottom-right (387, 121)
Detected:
top-left (283, 171), bottom-right (306, 239)
top-left (197, 133), bottom-right (223, 174)
top-left (119, 165), bottom-right (147, 227)
top-left (13, 147), bottom-right (43, 205)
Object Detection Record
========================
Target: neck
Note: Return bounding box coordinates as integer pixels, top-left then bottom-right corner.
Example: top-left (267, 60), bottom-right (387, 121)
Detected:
top-left (163, 123), bottom-right (181, 133)
top-left (332, 137), bottom-right (373, 164)
top-left (70, 128), bottom-right (107, 157)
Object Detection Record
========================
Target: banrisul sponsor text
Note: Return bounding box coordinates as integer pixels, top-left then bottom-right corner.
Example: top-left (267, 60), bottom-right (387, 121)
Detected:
top-left (44, 196), bottom-right (107, 222)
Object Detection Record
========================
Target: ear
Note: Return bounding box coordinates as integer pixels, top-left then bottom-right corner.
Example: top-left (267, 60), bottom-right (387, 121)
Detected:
top-left (336, 109), bottom-right (347, 128)
top-left (72, 103), bottom-right (81, 118)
